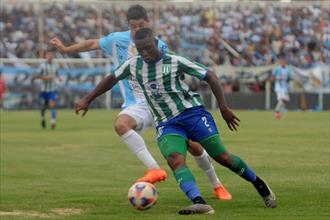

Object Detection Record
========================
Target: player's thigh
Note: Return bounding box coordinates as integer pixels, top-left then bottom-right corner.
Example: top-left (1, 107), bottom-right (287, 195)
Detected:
top-left (115, 113), bottom-right (138, 132)
top-left (277, 90), bottom-right (290, 101)
top-left (157, 134), bottom-right (188, 159)
top-left (118, 104), bottom-right (153, 133)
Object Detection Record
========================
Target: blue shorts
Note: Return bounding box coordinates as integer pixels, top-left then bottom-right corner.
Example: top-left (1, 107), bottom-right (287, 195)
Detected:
top-left (156, 106), bottom-right (219, 142)
top-left (39, 91), bottom-right (57, 101)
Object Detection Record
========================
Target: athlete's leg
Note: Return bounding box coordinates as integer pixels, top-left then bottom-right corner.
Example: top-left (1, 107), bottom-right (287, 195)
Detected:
top-left (188, 140), bottom-right (232, 200)
top-left (186, 108), bottom-right (275, 208)
top-left (158, 134), bottom-right (213, 214)
top-left (39, 93), bottom-right (48, 129)
top-left (114, 110), bottom-right (166, 183)
top-left (49, 99), bottom-right (56, 129)
top-left (200, 135), bottom-right (276, 208)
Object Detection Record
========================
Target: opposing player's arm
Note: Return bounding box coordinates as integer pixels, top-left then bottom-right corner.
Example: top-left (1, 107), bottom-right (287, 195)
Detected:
top-left (50, 37), bottom-right (100, 53)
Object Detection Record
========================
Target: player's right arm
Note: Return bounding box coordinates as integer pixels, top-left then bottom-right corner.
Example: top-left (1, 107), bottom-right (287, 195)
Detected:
top-left (75, 59), bottom-right (132, 117)
top-left (50, 37), bottom-right (100, 53)
top-left (75, 74), bottom-right (118, 117)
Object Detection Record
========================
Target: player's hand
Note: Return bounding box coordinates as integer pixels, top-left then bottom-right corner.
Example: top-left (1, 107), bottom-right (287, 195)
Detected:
top-left (75, 99), bottom-right (89, 117)
top-left (50, 38), bottom-right (68, 53)
top-left (220, 106), bottom-right (240, 131)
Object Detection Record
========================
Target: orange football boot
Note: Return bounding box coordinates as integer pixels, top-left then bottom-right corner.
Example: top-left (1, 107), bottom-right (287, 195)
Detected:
top-left (137, 168), bottom-right (167, 184)
top-left (214, 185), bottom-right (232, 200)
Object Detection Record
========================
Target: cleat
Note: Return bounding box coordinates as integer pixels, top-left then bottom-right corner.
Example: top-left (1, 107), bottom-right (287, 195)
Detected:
top-left (41, 120), bottom-right (46, 129)
top-left (275, 112), bottom-right (281, 119)
top-left (263, 185), bottom-right (277, 208)
top-left (214, 185), bottom-right (232, 200)
top-left (178, 204), bottom-right (214, 215)
top-left (137, 168), bottom-right (167, 184)
top-left (51, 123), bottom-right (56, 129)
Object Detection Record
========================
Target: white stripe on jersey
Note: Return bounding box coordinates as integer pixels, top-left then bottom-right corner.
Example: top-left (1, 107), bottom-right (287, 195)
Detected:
top-left (171, 54), bottom-right (207, 78)
top-left (170, 58), bottom-right (193, 109)
top-left (155, 61), bottom-right (178, 117)
top-left (141, 60), bottom-right (166, 121)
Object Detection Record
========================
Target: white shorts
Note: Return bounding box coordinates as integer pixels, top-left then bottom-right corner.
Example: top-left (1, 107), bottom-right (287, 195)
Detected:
top-left (118, 104), bottom-right (154, 133)
top-left (276, 90), bottom-right (290, 101)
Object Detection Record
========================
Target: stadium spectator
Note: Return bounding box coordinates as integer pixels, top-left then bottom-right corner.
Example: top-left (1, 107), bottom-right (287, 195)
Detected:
top-left (0, 71), bottom-right (5, 109)
top-left (1, 2), bottom-right (329, 67)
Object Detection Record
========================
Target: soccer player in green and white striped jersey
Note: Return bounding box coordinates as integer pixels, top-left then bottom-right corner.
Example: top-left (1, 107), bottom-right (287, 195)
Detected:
top-left (75, 28), bottom-right (276, 214)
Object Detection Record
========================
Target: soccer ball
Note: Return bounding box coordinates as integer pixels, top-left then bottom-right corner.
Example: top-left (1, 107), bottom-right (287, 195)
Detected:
top-left (128, 182), bottom-right (157, 210)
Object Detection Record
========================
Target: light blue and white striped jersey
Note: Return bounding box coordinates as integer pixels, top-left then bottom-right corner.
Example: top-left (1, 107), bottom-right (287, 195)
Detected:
top-left (272, 65), bottom-right (292, 93)
top-left (37, 62), bottom-right (60, 92)
top-left (99, 30), bottom-right (168, 109)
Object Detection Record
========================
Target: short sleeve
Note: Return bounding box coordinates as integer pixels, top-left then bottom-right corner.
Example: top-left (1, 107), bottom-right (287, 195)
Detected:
top-left (176, 55), bottom-right (208, 80)
top-left (114, 59), bottom-right (131, 80)
top-left (99, 33), bottom-right (121, 55)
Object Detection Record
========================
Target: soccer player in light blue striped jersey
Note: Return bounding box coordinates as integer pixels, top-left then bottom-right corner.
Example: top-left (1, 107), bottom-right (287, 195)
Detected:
top-left (51, 5), bottom-right (231, 199)
top-left (75, 28), bottom-right (277, 214)
top-left (272, 57), bottom-right (292, 119)
top-left (34, 51), bottom-right (61, 129)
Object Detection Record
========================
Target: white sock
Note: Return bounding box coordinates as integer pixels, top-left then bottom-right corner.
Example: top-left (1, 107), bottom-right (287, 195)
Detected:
top-left (120, 130), bottom-right (160, 169)
top-left (275, 100), bottom-right (285, 112)
top-left (194, 149), bottom-right (222, 188)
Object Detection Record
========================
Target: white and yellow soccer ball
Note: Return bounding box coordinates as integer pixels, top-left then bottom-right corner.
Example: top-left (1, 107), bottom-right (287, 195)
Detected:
top-left (128, 182), bottom-right (157, 210)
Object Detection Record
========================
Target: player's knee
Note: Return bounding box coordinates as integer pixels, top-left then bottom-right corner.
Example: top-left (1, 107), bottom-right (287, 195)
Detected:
top-left (213, 152), bottom-right (232, 167)
top-left (114, 120), bottom-right (129, 136)
top-left (166, 153), bottom-right (185, 171)
top-left (188, 141), bottom-right (204, 156)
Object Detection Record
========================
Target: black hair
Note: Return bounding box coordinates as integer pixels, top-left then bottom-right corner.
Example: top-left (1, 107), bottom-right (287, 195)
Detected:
top-left (135, 28), bottom-right (154, 41)
top-left (127, 5), bottom-right (148, 22)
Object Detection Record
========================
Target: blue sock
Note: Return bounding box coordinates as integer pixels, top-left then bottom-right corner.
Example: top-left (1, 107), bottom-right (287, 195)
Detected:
top-left (180, 181), bottom-right (202, 202)
top-left (174, 166), bottom-right (202, 203)
top-left (51, 108), bottom-right (57, 120)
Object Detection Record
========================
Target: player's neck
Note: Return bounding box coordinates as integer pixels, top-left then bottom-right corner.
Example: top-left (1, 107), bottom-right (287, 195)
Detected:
top-left (145, 52), bottom-right (164, 64)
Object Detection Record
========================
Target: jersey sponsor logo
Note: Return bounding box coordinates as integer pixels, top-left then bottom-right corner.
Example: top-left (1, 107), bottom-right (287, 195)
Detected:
top-left (148, 82), bottom-right (163, 101)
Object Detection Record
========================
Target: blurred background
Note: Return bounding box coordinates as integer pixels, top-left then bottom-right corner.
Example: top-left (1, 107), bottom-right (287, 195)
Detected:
top-left (1, 0), bottom-right (329, 110)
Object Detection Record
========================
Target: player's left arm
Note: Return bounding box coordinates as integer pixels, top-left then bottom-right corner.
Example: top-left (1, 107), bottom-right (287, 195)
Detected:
top-left (177, 55), bottom-right (240, 130)
top-left (204, 70), bottom-right (240, 131)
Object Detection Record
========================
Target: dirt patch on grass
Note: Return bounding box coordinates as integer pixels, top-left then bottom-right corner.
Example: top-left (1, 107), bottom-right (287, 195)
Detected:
top-left (0, 210), bottom-right (51, 218)
top-left (47, 143), bottom-right (85, 150)
top-left (0, 208), bottom-right (85, 218)
top-left (50, 208), bottom-right (84, 215)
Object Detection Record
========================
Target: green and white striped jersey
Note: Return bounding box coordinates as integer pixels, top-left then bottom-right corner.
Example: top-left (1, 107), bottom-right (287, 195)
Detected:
top-left (114, 53), bottom-right (208, 124)
top-left (37, 62), bottom-right (60, 92)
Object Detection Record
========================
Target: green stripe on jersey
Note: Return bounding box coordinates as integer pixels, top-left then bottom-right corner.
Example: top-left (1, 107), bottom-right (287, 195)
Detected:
top-left (147, 62), bottom-right (173, 120)
top-left (162, 56), bottom-right (186, 113)
top-left (135, 58), bottom-right (161, 120)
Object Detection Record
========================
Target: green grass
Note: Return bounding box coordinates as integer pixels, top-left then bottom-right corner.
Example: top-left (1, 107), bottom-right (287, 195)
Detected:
top-left (1, 109), bottom-right (329, 220)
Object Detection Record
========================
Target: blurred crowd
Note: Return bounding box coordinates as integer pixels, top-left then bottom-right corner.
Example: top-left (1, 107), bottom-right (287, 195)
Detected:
top-left (1, 2), bottom-right (330, 67)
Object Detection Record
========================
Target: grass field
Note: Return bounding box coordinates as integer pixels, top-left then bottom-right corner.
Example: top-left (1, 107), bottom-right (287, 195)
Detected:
top-left (1, 109), bottom-right (329, 220)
